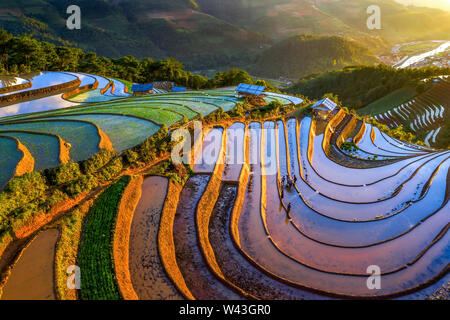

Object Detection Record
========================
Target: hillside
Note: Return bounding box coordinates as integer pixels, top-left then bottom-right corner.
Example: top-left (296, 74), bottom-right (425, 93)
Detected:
top-left (0, 0), bottom-right (268, 69)
top-left (197, 0), bottom-right (450, 48)
top-left (1, 0), bottom-right (450, 71)
top-left (287, 65), bottom-right (450, 109)
top-left (249, 35), bottom-right (378, 79)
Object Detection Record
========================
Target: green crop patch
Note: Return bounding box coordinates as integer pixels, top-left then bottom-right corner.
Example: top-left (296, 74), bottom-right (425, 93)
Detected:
top-left (78, 175), bottom-right (131, 300)
top-left (0, 131), bottom-right (60, 171)
top-left (0, 137), bottom-right (22, 190)
top-left (359, 87), bottom-right (418, 116)
top-left (64, 106), bottom-right (183, 126)
top-left (56, 101), bottom-right (199, 120)
top-left (0, 121), bottom-right (100, 162)
top-left (45, 114), bottom-right (160, 152)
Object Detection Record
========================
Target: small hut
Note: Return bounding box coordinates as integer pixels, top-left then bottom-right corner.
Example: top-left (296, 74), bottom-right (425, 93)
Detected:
top-left (311, 98), bottom-right (338, 119)
top-left (131, 84), bottom-right (154, 96)
top-left (235, 83), bottom-right (267, 106)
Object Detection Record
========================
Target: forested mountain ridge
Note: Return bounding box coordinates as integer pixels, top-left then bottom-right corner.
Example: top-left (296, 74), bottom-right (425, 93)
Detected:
top-left (0, 0), bottom-right (268, 70)
top-left (1, 0), bottom-right (450, 71)
top-left (287, 65), bottom-right (450, 109)
top-left (249, 34), bottom-right (378, 79)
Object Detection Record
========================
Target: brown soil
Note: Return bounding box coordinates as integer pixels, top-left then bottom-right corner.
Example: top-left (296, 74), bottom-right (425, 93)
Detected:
top-left (15, 140), bottom-right (34, 176)
top-left (158, 181), bottom-right (194, 300)
top-left (1, 229), bottom-right (59, 300)
top-left (97, 127), bottom-right (114, 151)
top-left (58, 136), bottom-right (71, 164)
top-left (129, 176), bottom-right (182, 300)
top-left (13, 191), bottom-right (92, 239)
top-left (113, 175), bottom-right (142, 300)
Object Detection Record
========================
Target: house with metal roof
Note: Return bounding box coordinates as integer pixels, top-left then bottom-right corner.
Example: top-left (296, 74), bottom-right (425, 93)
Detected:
top-left (235, 83), bottom-right (267, 106)
top-left (311, 98), bottom-right (339, 118)
top-left (131, 84), bottom-right (154, 96)
top-left (311, 98), bottom-right (338, 112)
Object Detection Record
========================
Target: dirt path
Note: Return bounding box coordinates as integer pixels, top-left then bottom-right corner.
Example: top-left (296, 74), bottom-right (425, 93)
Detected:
top-left (1, 229), bottom-right (59, 300)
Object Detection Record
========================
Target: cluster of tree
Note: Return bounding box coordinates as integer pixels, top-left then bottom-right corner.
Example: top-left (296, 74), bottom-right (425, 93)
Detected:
top-left (0, 28), bottom-right (267, 89)
top-left (288, 65), bottom-right (450, 109)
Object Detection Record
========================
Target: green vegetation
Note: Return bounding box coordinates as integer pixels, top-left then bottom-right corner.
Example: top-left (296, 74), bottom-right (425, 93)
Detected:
top-left (39, 114), bottom-right (160, 152)
top-left (0, 137), bottom-right (23, 189)
top-left (288, 65), bottom-right (450, 110)
top-left (78, 175), bottom-right (130, 300)
top-left (250, 35), bottom-right (377, 79)
top-left (398, 42), bottom-right (445, 56)
top-left (0, 122), bottom-right (175, 243)
top-left (365, 117), bottom-right (426, 147)
top-left (0, 28), bottom-right (266, 89)
top-left (0, 121), bottom-right (101, 162)
top-left (359, 87), bottom-right (418, 115)
top-left (341, 141), bottom-right (358, 153)
top-left (148, 160), bottom-right (193, 185)
top-left (0, 132), bottom-right (61, 171)
top-left (66, 106), bottom-right (184, 126)
top-left (0, 0), bottom-right (266, 70)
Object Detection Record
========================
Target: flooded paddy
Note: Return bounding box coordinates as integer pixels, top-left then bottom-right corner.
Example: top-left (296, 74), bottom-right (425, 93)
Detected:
top-left (1, 229), bottom-right (59, 300)
top-left (173, 174), bottom-right (241, 299)
top-left (223, 122), bottom-right (245, 181)
top-left (130, 176), bottom-right (182, 300)
top-left (205, 118), bottom-right (449, 298)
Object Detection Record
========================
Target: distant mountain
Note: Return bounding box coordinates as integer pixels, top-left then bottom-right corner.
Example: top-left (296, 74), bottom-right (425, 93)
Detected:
top-left (1, 0), bottom-right (449, 71)
top-left (0, 0), bottom-right (268, 69)
top-left (249, 35), bottom-right (378, 79)
top-left (197, 0), bottom-right (450, 50)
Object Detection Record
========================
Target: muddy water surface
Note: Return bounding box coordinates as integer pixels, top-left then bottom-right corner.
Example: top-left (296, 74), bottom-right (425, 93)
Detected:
top-left (1, 229), bottom-right (58, 300)
top-left (173, 174), bottom-right (241, 299)
top-left (129, 176), bottom-right (182, 300)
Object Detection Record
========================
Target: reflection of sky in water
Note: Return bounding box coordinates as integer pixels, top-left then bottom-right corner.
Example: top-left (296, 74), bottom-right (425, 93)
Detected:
top-left (0, 76), bottom-right (28, 88)
top-left (0, 94), bottom-right (79, 118)
top-left (0, 72), bottom-right (77, 97)
top-left (66, 72), bottom-right (96, 87)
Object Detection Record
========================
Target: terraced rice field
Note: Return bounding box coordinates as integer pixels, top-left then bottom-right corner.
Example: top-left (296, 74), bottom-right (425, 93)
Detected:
top-left (121, 113), bottom-right (448, 299)
top-left (0, 131), bottom-right (61, 171)
top-left (0, 71), bottom-right (447, 300)
top-left (0, 72), bottom-right (78, 97)
top-left (0, 120), bottom-right (101, 162)
top-left (0, 229), bottom-right (59, 300)
top-left (0, 72), bottom-right (297, 182)
top-left (371, 79), bottom-right (449, 148)
top-left (0, 136), bottom-right (24, 189)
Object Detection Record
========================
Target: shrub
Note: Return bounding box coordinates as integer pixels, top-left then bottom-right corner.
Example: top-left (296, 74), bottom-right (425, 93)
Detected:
top-left (65, 174), bottom-right (99, 197)
top-left (122, 150), bottom-right (139, 165)
top-left (46, 161), bottom-right (82, 185)
top-left (81, 149), bottom-right (116, 175)
top-left (97, 158), bottom-right (124, 183)
top-left (0, 171), bottom-right (47, 221)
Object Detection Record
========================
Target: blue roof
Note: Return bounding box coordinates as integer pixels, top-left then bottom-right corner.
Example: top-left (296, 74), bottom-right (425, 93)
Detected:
top-left (235, 83), bottom-right (265, 96)
top-left (131, 84), bottom-right (154, 92)
top-left (172, 86), bottom-right (187, 92)
top-left (311, 98), bottom-right (337, 111)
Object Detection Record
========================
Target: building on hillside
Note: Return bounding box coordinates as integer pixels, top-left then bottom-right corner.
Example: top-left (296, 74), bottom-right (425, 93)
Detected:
top-left (131, 84), bottom-right (154, 96)
top-left (311, 98), bottom-right (338, 119)
top-left (235, 83), bottom-right (267, 106)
